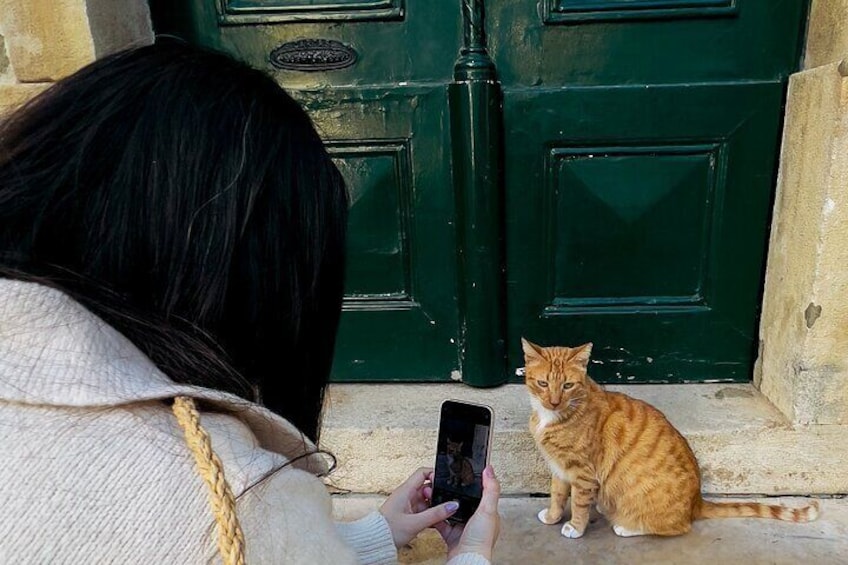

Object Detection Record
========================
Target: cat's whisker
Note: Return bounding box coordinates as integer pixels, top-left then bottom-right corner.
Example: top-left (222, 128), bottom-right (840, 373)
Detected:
top-left (566, 394), bottom-right (588, 411)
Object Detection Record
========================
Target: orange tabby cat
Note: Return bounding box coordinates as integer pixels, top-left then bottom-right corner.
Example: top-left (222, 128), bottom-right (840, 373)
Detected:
top-left (446, 438), bottom-right (475, 488)
top-left (523, 338), bottom-right (819, 539)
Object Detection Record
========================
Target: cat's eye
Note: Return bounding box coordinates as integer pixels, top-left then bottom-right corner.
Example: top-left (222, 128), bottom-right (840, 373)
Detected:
top-left (537, 380), bottom-right (549, 388)
top-left (563, 383), bottom-right (575, 390)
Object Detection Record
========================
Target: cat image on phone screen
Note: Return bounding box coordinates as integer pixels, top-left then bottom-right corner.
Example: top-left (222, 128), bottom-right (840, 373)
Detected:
top-left (447, 438), bottom-right (476, 488)
top-left (431, 400), bottom-right (493, 523)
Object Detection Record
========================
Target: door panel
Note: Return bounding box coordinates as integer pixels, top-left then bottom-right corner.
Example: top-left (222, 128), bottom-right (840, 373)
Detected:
top-left (505, 82), bottom-right (784, 381)
top-left (542, 0), bottom-right (736, 22)
top-left (546, 144), bottom-right (718, 304)
top-left (167, 0), bottom-right (460, 88)
top-left (217, 0), bottom-right (404, 24)
top-left (487, 1), bottom-right (807, 86)
top-left (332, 140), bottom-right (412, 300)
top-left (296, 86), bottom-right (460, 380)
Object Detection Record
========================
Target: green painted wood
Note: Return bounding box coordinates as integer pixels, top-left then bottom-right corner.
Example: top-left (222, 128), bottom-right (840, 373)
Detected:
top-left (491, 0), bottom-right (809, 384)
top-left (449, 0), bottom-right (507, 387)
top-left (450, 82), bottom-right (507, 387)
top-left (543, 0), bottom-right (737, 22)
top-left (151, 0), bottom-right (461, 87)
top-left (217, 0), bottom-right (404, 24)
top-left (504, 82), bottom-right (785, 382)
top-left (487, 1), bottom-right (808, 86)
top-left (298, 86), bottom-right (461, 381)
top-left (151, 1), bottom-right (465, 382)
top-left (151, 0), bottom-right (810, 385)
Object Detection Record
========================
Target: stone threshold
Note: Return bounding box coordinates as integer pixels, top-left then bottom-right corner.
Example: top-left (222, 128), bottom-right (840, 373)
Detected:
top-left (321, 383), bottom-right (848, 496)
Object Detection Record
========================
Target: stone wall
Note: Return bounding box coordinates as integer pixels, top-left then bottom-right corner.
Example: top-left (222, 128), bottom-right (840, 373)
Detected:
top-left (0, 34), bottom-right (10, 80)
top-left (806, 0), bottom-right (848, 70)
top-left (0, 0), bottom-right (152, 115)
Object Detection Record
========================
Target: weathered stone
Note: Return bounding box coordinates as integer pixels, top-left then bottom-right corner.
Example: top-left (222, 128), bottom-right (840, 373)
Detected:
top-left (321, 384), bottom-right (848, 496)
top-left (757, 62), bottom-right (848, 426)
top-left (0, 82), bottom-right (50, 117)
top-left (806, 0), bottom-right (848, 69)
top-left (0, 0), bottom-right (96, 82)
top-left (0, 34), bottom-right (10, 80)
top-left (335, 496), bottom-right (848, 564)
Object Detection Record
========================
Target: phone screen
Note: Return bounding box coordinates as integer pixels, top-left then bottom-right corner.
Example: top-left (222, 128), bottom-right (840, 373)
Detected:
top-left (430, 400), bottom-right (493, 524)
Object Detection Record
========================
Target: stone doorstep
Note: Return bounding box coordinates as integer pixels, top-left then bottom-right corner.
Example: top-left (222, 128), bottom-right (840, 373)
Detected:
top-left (333, 495), bottom-right (848, 565)
top-left (320, 383), bottom-right (848, 496)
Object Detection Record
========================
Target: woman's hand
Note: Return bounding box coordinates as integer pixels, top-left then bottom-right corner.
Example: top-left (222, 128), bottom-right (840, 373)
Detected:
top-left (433, 465), bottom-right (501, 562)
top-left (378, 467), bottom-right (461, 547)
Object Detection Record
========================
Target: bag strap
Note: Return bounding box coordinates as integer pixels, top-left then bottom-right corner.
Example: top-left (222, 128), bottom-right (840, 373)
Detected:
top-left (172, 396), bottom-right (246, 565)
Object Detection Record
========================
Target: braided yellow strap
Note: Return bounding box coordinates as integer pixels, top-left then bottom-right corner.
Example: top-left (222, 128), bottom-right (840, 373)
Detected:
top-left (172, 396), bottom-right (246, 565)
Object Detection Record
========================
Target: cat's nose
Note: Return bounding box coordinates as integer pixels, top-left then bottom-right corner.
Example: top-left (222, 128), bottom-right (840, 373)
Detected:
top-left (550, 399), bottom-right (560, 407)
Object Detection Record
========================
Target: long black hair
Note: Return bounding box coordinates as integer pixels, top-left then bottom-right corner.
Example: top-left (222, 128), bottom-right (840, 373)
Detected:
top-left (0, 39), bottom-right (348, 441)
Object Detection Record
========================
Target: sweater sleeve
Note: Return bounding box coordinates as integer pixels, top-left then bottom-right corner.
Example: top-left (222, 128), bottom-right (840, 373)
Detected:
top-left (334, 514), bottom-right (491, 565)
top-left (334, 511), bottom-right (398, 565)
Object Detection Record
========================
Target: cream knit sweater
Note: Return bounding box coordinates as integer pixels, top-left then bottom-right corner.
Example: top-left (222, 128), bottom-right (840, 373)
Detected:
top-left (0, 279), bottom-right (489, 564)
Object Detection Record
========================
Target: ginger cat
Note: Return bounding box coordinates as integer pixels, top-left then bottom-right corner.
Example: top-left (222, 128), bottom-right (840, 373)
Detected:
top-left (523, 338), bottom-right (819, 539)
top-left (447, 438), bottom-right (475, 488)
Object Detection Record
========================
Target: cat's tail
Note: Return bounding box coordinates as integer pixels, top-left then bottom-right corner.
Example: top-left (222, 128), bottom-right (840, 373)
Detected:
top-left (697, 498), bottom-right (819, 522)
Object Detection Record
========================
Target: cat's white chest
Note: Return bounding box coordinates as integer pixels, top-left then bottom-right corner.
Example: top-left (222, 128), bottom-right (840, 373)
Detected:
top-left (530, 396), bottom-right (572, 481)
top-left (530, 396), bottom-right (560, 435)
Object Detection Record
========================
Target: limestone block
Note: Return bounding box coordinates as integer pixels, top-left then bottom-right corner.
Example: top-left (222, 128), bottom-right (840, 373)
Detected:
top-left (0, 82), bottom-right (50, 117)
top-left (806, 0), bottom-right (848, 69)
top-left (0, 34), bottom-right (9, 79)
top-left (0, 0), bottom-right (95, 82)
top-left (757, 61), bottom-right (848, 425)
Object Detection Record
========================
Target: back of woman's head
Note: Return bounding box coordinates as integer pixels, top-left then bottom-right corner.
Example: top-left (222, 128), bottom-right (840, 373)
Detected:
top-left (0, 39), bottom-right (348, 441)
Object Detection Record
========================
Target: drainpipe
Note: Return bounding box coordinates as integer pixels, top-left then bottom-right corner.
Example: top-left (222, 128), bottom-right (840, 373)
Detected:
top-left (450, 0), bottom-right (507, 387)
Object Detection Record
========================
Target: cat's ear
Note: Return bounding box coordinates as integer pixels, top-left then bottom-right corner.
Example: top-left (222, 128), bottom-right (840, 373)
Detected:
top-left (571, 342), bottom-right (593, 369)
top-left (522, 338), bottom-right (545, 366)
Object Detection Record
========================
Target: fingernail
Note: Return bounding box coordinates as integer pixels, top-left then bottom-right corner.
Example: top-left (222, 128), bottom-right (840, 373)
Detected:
top-left (445, 501), bottom-right (460, 513)
top-left (484, 466), bottom-right (495, 478)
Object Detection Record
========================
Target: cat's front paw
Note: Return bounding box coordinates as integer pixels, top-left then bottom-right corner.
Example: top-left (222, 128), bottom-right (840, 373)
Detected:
top-left (560, 521), bottom-right (585, 539)
top-left (537, 508), bottom-right (562, 525)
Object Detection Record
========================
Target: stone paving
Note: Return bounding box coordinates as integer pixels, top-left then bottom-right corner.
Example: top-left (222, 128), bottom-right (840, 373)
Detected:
top-left (334, 495), bottom-right (848, 564)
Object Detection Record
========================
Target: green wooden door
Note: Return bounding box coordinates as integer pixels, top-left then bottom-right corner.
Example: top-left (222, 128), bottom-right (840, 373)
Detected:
top-left (151, 0), bottom-right (808, 385)
top-left (494, 1), bottom-right (808, 382)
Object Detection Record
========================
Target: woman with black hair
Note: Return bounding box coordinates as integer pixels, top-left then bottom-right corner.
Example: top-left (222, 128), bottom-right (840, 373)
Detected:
top-left (0, 40), bottom-right (499, 564)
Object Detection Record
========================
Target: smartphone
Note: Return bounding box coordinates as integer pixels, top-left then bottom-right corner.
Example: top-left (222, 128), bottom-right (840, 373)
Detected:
top-left (430, 399), bottom-right (494, 524)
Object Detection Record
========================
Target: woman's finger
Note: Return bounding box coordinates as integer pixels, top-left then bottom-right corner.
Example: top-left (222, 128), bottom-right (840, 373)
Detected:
top-left (433, 520), bottom-right (461, 543)
top-left (478, 465), bottom-right (501, 514)
top-left (406, 501), bottom-right (460, 533)
top-left (400, 467), bottom-right (434, 491)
